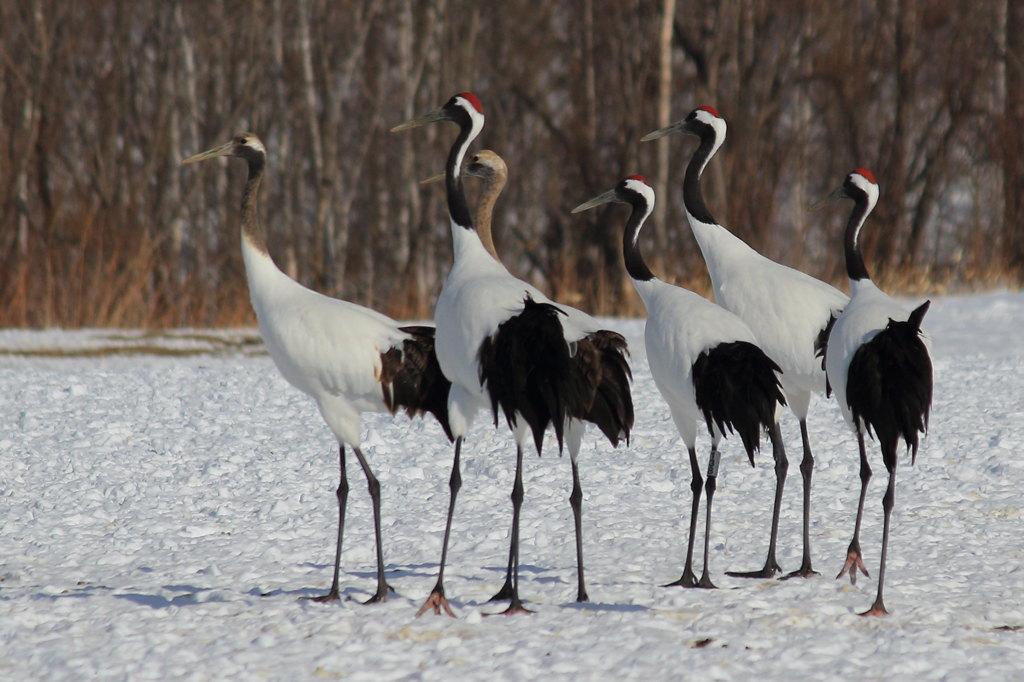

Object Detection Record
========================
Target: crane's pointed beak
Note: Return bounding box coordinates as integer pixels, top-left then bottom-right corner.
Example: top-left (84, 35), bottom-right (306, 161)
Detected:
top-left (390, 108), bottom-right (447, 132)
top-left (182, 140), bottom-right (236, 165)
top-left (572, 188), bottom-right (619, 214)
top-left (808, 185), bottom-right (849, 212)
top-left (640, 120), bottom-right (688, 142)
top-left (420, 172), bottom-right (445, 185)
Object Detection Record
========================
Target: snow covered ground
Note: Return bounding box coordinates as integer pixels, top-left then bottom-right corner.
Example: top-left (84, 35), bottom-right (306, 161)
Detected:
top-left (1, 290), bottom-right (1022, 680)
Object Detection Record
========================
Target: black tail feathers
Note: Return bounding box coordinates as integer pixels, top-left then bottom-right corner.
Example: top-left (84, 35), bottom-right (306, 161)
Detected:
top-left (692, 340), bottom-right (786, 464)
top-left (478, 296), bottom-right (586, 454)
top-left (847, 301), bottom-right (932, 467)
top-left (568, 330), bottom-right (634, 447)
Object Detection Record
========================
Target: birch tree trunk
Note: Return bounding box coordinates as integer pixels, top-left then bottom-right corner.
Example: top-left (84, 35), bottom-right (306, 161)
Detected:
top-left (653, 0), bottom-right (676, 273)
top-left (1004, 0), bottom-right (1024, 281)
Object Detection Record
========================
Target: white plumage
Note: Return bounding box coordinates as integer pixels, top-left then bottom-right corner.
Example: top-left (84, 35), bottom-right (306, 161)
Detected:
top-left (643, 106), bottom-right (849, 579)
top-left (183, 133), bottom-right (452, 604)
top-left (245, 250), bottom-right (409, 442)
top-left (826, 283), bottom-right (931, 427)
top-left (574, 175), bottom-right (785, 589)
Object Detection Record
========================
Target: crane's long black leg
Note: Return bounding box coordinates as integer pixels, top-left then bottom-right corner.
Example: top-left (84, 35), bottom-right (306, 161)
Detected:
top-left (310, 444), bottom-right (349, 602)
top-left (569, 456), bottom-right (588, 602)
top-left (862, 459), bottom-right (896, 616)
top-left (784, 419), bottom-right (819, 579)
top-left (697, 446), bottom-right (721, 589)
top-left (837, 432), bottom-right (871, 584)
top-left (727, 421), bottom-right (787, 578)
top-left (664, 446), bottom-right (701, 588)
top-left (352, 446), bottom-right (392, 604)
top-left (487, 541), bottom-right (515, 602)
top-left (416, 437), bottom-right (463, 617)
top-left (489, 450), bottom-right (541, 605)
top-left (492, 445), bottom-right (531, 615)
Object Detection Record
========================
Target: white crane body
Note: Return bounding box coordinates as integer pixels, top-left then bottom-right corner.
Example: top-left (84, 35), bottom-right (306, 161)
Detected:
top-left (643, 106), bottom-right (848, 578)
top-left (183, 134), bottom-right (451, 604)
top-left (573, 175), bottom-right (784, 589)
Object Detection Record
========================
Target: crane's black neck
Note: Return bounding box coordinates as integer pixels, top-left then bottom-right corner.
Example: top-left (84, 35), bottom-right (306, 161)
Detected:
top-left (241, 153), bottom-right (269, 254)
top-left (844, 195), bottom-right (871, 282)
top-left (622, 197), bottom-right (656, 282)
top-left (683, 132), bottom-right (718, 226)
top-left (445, 120), bottom-right (475, 231)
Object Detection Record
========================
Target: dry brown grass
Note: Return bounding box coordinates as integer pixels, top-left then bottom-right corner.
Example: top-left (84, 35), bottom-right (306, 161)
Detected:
top-left (0, 206), bottom-right (1018, 330)
top-left (0, 208), bottom-right (258, 329)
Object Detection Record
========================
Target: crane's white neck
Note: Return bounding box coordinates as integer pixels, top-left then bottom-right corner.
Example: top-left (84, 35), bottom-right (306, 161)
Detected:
top-left (684, 210), bottom-right (758, 291)
top-left (450, 218), bottom-right (507, 271)
top-left (239, 229), bottom-right (294, 328)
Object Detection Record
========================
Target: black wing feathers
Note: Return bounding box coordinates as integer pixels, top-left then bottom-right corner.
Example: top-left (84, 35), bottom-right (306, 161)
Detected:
top-left (380, 325), bottom-right (454, 442)
top-left (478, 296), bottom-right (585, 454)
top-left (692, 341), bottom-right (786, 465)
top-left (478, 297), bottom-right (634, 455)
top-left (846, 300), bottom-right (932, 467)
top-left (569, 331), bottom-right (634, 447)
top-left (816, 310), bottom-right (841, 397)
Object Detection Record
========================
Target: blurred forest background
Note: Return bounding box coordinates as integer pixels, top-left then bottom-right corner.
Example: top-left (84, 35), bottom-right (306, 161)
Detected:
top-left (2, 0), bottom-right (1022, 327)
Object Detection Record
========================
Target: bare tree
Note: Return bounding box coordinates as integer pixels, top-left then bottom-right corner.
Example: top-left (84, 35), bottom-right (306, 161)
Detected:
top-left (0, 0), bottom-right (1016, 327)
top-left (1005, 0), bottom-right (1024, 281)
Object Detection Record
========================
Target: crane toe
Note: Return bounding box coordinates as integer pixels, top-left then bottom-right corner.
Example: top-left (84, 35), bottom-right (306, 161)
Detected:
top-left (835, 539), bottom-right (870, 585)
top-left (416, 590), bottom-right (456, 618)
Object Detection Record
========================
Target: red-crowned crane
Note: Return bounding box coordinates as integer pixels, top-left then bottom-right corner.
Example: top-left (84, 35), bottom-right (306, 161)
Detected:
top-left (182, 134), bottom-right (453, 604)
top-left (392, 94), bottom-right (633, 616)
top-left (573, 175), bottom-right (786, 588)
top-left (643, 107), bottom-right (849, 579)
top-left (819, 169), bottom-right (932, 616)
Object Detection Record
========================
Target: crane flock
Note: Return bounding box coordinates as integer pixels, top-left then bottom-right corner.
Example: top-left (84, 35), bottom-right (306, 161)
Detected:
top-left (182, 93), bottom-right (933, 618)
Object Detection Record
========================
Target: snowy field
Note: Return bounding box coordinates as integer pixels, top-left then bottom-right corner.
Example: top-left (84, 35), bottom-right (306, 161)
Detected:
top-left (1, 290), bottom-right (1022, 680)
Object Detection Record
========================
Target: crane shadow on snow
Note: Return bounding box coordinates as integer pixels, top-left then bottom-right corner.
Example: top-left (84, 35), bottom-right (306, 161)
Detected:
top-left (28, 578), bottom-right (240, 610)
top-left (561, 601), bottom-right (649, 614)
top-left (113, 584), bottom-right (230, 609)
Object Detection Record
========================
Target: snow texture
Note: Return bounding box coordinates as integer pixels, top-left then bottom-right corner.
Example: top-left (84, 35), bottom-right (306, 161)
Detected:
top-left (1, 291), bottom-right (1022, 680)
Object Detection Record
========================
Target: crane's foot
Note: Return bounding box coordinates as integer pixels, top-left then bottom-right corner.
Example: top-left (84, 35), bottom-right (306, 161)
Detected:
top-left (487, 597), bottom-right (533, 616)
top-left (726, 559), bottom-right (783, 579)
top-left (859, 599), bottom-right (888, 617)
top-left (362, 581), bottom-right (394, 605)
top-left (305, 587), bottom-right (342, 603)
top-left (696, 572), bottom-right (717, 589)
top-left (575, 587), bottom-right (589, 603)
top-left (781, 562), bottom-right (820, 580)
top-left (416, 589), bottom-right (456, 618)
top-left (836, 540), bottom-right (870, 585)
top-left (663, 568), bottom-right (698, 588)
top-left (487, 578), bottom-right (515, 602)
